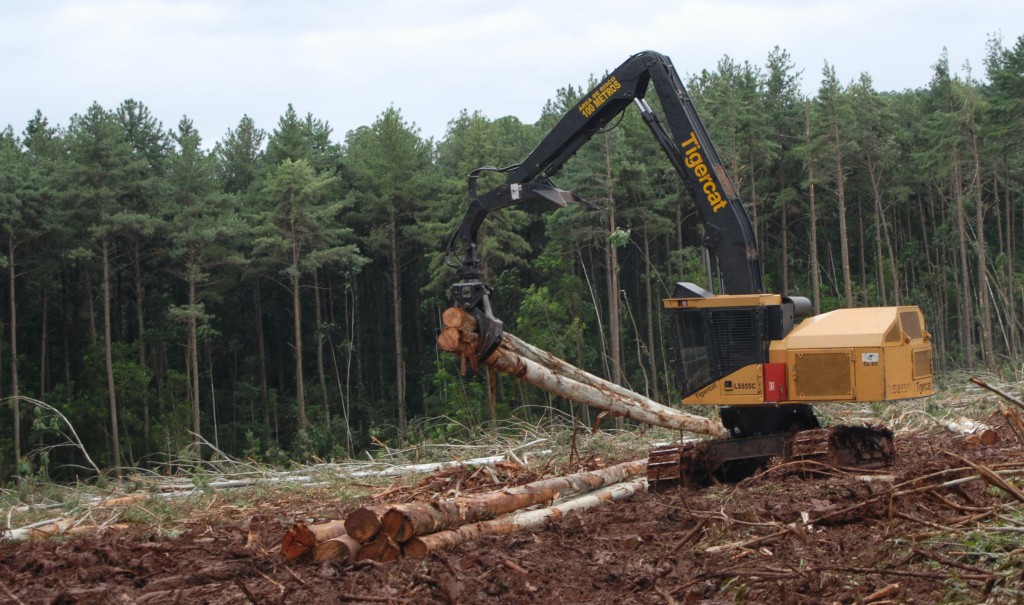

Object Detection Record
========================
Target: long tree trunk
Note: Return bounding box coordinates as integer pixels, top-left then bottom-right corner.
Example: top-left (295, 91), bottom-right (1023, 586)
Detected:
top-left (101, 235), bottom-right (121, 475)
top-left (39, 284), bottom-right (48, 399)
top-left (389, 216), bottom-right (406, 439)
top-left (805, 104), bottom-right (821, 315)
top-left (313, 268), bottom-right (329, 425)
top-left (291, 238), bottom-right (307, 433)
top-left (602, 134), bottom-right (623, 430)
top-left (871, 174), bottom-right (888, 306)
top-left (187, 264), bottom-right (202, 453)
top-left (832, 127), bottom-right (853, 308)
top-left (131, 239), bottom-right (149, 447)
top-left (252, 278), bottom-right (270, 446)
top-left (641, 228), bottom-right (660, 403)
top-left (1006, 156), bottom-right (1018, 357)
top-left (953, 146), bottom-right (975, 368)
top-left (8, 234), bottom-right (20, 462)
top-left (971, 129), bottom-right (994, 368)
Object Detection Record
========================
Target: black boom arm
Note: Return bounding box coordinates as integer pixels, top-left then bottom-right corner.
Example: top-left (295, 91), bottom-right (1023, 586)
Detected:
top-left (447, 51), bottom-right (763, 358)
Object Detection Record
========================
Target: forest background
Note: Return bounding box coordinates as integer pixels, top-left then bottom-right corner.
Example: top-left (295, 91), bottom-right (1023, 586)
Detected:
top-left (0, 36), bottom-right (1022, 482)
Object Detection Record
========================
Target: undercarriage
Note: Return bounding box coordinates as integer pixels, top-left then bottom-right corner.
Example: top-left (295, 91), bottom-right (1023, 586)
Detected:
top-left (648, 405), bottom-right (895, 489)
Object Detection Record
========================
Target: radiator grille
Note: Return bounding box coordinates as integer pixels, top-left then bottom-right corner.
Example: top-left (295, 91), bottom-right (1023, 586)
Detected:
top-left (710, 309), bottom-right (757, 372)
top-left (913, 349), bottom-right (932, 379)
top-left (795, 351), bottom-right (853, 398)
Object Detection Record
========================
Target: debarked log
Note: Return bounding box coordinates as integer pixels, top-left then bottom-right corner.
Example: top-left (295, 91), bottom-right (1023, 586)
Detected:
top-left (380, 459), bottom-right (646, 543)
top-left (944, 416), bottom-right (999, 446)
top-left (437, 321), bottom-right (726, 438)
top-left (403, 478), bottom-right (646, 558)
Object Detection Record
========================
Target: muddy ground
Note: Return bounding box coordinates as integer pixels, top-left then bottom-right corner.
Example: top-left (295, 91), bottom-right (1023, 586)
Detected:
top-left (3, 425), bottom-right (1023, 605)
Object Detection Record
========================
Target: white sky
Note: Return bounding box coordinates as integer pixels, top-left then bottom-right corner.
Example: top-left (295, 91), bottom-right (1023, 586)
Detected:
top-left (1, 0), bottom-right (1019, 144)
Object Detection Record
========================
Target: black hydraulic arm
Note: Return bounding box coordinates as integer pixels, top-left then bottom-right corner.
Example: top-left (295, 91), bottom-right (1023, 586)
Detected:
top-left (447, 51), bottom-right (763, 358)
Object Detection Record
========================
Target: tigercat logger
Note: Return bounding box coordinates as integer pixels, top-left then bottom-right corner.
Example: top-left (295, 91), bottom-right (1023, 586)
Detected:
top-left (443, 51), bottom-right (933, 487)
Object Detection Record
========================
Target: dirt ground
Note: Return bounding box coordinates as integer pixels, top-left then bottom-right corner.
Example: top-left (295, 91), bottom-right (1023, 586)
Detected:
top-left (3, 424), bottom-right (1023, 605)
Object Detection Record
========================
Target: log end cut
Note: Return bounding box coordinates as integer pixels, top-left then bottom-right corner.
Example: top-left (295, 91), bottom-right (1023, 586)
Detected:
top-left (344, 506), bottom-right (385, 544)
top-left (313, 534), bottom-right (362, 564)
top-left (281, 523), bottom-right (318, 561)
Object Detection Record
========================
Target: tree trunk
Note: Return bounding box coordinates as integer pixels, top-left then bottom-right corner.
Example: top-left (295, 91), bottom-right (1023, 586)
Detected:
top-left (871, 175), bottom-right (888, 306)
top-left (832, 126), bottom-right (853, 308)
top-left (39, 284), bottom-right (48, 399)
top-left (781, 186), bottom-right (789, 296)
top-left (953, 146), bottom-right (975, 368)
top-left (8, 234), bottom-right (20, 461)
top-left (291, 234), bottom-right (307, 432)
top-left (602, 134), bottom-right (624, 431)
top-left (1006, 156), bottom-right (1018, 357)
top-left (805, 104), bottom-right (821, 315)
top-left (188, 265), bottom-right (201, 452)
top-left (252, 279), bottom-right (270, 445)
top-left (313, 268), bottom-right (329, 425)
top-left (971, 129), bottom-right (994, 369)
top-left (641, 229), bottom-right (660, 402)
top-left (389, 216), bottom-right (406, 439)
top-left (132, 239), bottom-right (149, 446)
top-left (102, 235), bottom-right (121, 475)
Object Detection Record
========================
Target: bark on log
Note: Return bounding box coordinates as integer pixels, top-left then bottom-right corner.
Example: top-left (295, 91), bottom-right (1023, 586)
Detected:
top-left (403, 478), bottom-right (646, 558)
top-left (312, 534), bottom-right (362, 563)
top-left (344, 505), bottom-right (389, 544)
top-left (281, 520), bottom-right (347, 560)
top-left (381, 459), bottom-right (645, 542)
top-left (438, 321), bottom-right (725, 438)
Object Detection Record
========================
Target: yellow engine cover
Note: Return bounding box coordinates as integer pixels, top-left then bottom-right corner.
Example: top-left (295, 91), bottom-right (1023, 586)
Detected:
top-left (682, 305), bottom-right (933, 406)
top-left (770, 306), bottom-right (933, 403)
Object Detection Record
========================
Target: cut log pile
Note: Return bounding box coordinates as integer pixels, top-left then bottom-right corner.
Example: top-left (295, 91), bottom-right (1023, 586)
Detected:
top-left (944, 416), bottom-right (999, 446)
top-left (281, 459), bottom-right (647, 563)
top-left (437, 307), bottom-right (727, 438)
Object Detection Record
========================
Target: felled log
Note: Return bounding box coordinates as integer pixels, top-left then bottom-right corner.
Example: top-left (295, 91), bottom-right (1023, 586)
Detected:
top-left (944, 416), bottom-right (999, 446)
top-left (438, 308), bottom-right (726, 438)
top-left (281, 520), bottom-right (347, 560)
top-left (312, 534), bottom-right (362, 563)
top-left (969, 376), bottom-right (1024, 412)
top-left (97, 494), bottom-right (149, 508)
top-left (403, 478), bottom-right (645, 558)
top-left (343, 505), bottom-right (389, 544)
top-left (380, 459), bottom-right (645, 542)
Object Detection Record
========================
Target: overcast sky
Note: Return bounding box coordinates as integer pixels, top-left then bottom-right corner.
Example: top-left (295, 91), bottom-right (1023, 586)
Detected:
top-left (2, 1), bottom-right (1019, 144)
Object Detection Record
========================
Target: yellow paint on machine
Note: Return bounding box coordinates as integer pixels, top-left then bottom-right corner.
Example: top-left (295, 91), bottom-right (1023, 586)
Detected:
top-left (683, 305), bottom-right (933, 407)
top-left (683, 364), bottom-right (764, 405)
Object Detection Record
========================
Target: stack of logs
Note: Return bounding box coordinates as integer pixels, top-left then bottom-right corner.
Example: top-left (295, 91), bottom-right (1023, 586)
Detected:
top-left (281, 459), bottom-right (646, 563)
